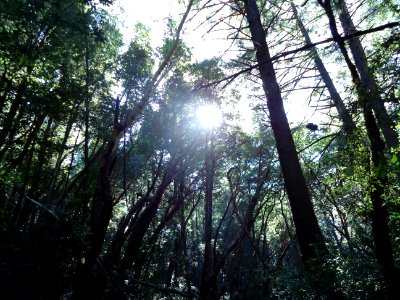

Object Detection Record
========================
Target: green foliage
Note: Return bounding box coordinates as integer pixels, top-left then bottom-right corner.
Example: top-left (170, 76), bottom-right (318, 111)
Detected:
top-left (117, 25), bottom-right (154, 103)
top-left (1, 0), bottom-right (399, 299)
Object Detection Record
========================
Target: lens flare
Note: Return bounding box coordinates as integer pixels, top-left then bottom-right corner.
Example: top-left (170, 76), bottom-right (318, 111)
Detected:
top-left (196, 104), bottom-right (223, 129)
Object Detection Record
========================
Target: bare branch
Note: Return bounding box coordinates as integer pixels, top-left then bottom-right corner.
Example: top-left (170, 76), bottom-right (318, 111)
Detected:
top-left (194, 21), bottom-right (400, 91)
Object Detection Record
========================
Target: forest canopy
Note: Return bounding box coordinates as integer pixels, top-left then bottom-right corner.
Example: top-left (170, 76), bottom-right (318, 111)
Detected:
top-left (0, 0), bottom-right (399, 299)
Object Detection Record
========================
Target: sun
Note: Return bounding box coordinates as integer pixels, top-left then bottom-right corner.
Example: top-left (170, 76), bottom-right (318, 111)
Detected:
top-left (196, 104), bottom-right (223, 129)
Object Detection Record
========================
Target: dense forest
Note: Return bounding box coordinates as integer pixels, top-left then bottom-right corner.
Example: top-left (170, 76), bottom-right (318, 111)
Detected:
top-left (0, 0), bottom-right (399, 299)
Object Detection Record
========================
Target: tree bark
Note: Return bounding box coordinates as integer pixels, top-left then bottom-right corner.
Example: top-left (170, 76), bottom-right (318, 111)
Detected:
top-left (244, 0), bottom-right (327, 264)
top-left (242, 0), bottom-right (340, 296)
top-left (318, 0), bottom-right (400, 297)
top-left (85, 0), bottom-right (194, 271)
top-left (199, 135), bottom-right (218, 300)
top-left (291, 1), bottom-right (356, 135)
top-left (120, 164), bottom-right (177, 270)
top-left (336, 0), bottom-right (399, 149)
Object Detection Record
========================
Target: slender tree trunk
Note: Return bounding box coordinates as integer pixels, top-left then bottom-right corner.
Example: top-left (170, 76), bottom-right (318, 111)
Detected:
top-left (199, 135), bottom-right (219, 300)
top-left (336, 0), bottom-right (399, 149)
top-left (243, 0), bottom-right (326, 266)
top-left (0, 103), bottom-right (23, 161)
top-left (204, 164), bottom-right (270, 299)
top-left (81, 38), bottom-right (92, 223)
top-left (106, 156), bottom-right (163, 264)
top-left (166, 239), bottom-right (180, 288)
top-left (0, 77), bottom-right (28, 151)
top-left (47, 108), bottom-right (77, 203)
top-left (105, 195), bottom-right (148, 263)
top-left (10, 116), bottom-right (52, 229)
top-left (7, 114), bottom-right (45, 168)
top-left (179, 183), bottom-right (193, 296)
top-left (291, 1), bottom-right (356, 135)
top-left (58, 128), bottom-right (81, 207)
top-left (364, 105), bottom-right (400, 299)
top-left (242, 0), bottom-right (340, 296)
top-left (26, 117), bottom-right (55, 226)
top-left (85, 0), bottom-right (194, 272)
top-left (87, 130), bottom-right (120, 266)
top-left (318, 0), bottom-right (400, 297)
top-left (120, 165), bottom-right (177, 270)
top-left (0, 66), bottom-right (12, 113)
top-left (12, 136), bottom-right (36, 230)
top-left (84, 39), bottom-right (90, 171)
top-left (133, 192), bottom-right (184, 279)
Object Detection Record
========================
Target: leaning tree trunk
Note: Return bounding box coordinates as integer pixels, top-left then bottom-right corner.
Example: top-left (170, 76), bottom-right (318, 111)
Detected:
top-left (73, 2), bottom-right (194, 298)
top-left (291, 1), bottom-right (356, 135)
top-left (336, 0), bottom-right (399, 149)
top-left (85, 0), bottom-right (194, 268)
top-left (206, 164), bottom-right (270, 297)
top-left (317, 0), bottom-right (400, 298)
top-left (47, 106), bottom-right (78, 204)
top-left (133, 174), bottom-right (188, 278)
top-left (242, 0), bottom-right (339, 296)
top-left (120, 164), bottom-right (178, 270)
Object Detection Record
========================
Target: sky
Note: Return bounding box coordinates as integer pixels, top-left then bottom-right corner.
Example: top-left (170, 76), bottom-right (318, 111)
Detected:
top-left (107, 0), bottom-right (322, 131)
top-left (109, 0), bottom-right (230, 59)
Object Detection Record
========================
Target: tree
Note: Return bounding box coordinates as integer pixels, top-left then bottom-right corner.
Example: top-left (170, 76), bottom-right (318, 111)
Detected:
top-left (316, 0), bottom-right (400, 297)
top-left (291, 1), bottom-right (356, 136)
top-left (1, 0), bottom-right (399, 298)
top-left (236, 0), bottom-right (340, 296)
top-left (336, 0), bottom-right (399, 150)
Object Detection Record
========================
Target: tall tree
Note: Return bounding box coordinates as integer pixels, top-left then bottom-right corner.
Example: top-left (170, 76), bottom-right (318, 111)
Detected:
top-left (317, 0), bottom-right (400, 297)
top-left (291, 1), bottom-right (356, 135)
top-left (199, 132), bottom-right (218, 299)
top-left (86, 0), bottom-right (194, 270)
top-left (239, 0), bottom-right (340, 296)
top-left (336, 0), bottom-right (399, 149)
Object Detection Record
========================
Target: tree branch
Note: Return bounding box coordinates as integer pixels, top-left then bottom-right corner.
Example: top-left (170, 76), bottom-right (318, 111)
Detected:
top-left (194, 21), bottom-right (400, 90)
top-left (122, 0), bottom-right (194, 133)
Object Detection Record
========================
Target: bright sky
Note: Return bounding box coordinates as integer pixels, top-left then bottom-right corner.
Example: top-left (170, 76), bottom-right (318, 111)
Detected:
top-left (110, 0), bottom-right (177, 47)
top-left (108, 0), bottom-right (318, 132)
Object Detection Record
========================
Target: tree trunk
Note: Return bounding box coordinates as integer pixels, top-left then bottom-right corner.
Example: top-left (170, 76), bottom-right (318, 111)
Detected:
top-left (0, 74), bottom-right (30, 152)
top-left (364, 105), bottom-right (400, 299)
top-left (204, 164), bottom-right (270, 299)
top-left (85, 0), bottom-right (194, 272)
top-left (199, 135), bottom-right (218, 299)
top-left (105, 194), bottom-right (148, 264)
top-left (291, 1), bottom-right (356, 135)
top-left (120, 164), bottom-right (177, 270)
top-left (106, 156), bottom-right (163, 264)
top-left (242, 0), bottom-right (339, 296)
top-left (47, 108), bottom-right (77, 204)
top-left (179, 183), bottom-right (193, 296)
top-left (336, 0), bottom-right (399, 149)
top-left (318, 0), bottom-right (400, 297)
top-left (8, 114), bottom-right (45, 168)
top-left (244, 0), bottom-right (327, 265)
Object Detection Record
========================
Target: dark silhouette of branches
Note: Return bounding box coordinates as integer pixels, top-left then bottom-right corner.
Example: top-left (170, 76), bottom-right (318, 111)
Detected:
top-left (194, 21), bottom-right (399, 91)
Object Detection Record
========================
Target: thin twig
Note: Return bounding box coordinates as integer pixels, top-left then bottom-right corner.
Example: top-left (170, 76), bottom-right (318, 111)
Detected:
top-left (193, 21), bottom-right (400, 91)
